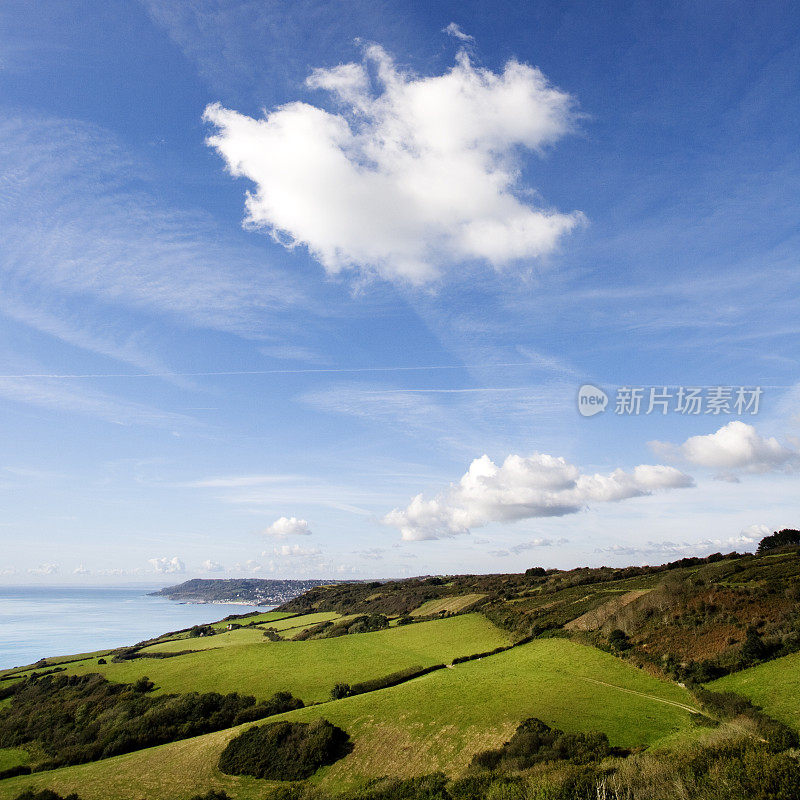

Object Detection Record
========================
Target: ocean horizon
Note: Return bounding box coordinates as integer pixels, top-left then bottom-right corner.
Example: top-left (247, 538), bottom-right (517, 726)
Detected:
top-left (0, 585), bottom-right (269, 670)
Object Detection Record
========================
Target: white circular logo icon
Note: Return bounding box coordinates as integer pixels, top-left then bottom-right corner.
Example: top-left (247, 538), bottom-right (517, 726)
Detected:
top-left (578, 384), bottom-right (608, 417)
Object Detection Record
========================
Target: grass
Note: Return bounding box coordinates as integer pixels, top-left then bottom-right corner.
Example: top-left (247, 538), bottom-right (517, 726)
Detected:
top-left (0, 638), bottom-right (699, 800)
top-left (0, 650), bottom-right (111, 677)
top-left (141, 627), bottom-right (273, 652)
top-left (208, 611), bottom-right (292, 631)
top-left (0, 747), bottom-right (29, 771)
top-left (61, 613), bottom-right (510, 702)
top-left (708, 650), bottom-right (800, 729)
top-left (409, 594), bottom-right (487, 617)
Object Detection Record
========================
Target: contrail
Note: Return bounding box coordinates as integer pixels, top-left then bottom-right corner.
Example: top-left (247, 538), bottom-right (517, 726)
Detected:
top-left (0, 362), bottom-right (540, 380)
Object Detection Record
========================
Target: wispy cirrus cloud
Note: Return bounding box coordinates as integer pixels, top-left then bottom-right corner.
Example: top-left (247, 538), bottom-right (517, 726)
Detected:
top-left (0, 114), bottom-right (306, 344)
top-left (0, 374), bottom-right (194, 428)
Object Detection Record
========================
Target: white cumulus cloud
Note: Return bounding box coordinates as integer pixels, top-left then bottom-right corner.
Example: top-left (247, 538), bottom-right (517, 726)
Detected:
top-left (28, 562), bottom-right (59, 576)
top-left (148, 556), bottom-right (186, 574)
top-left (204, 45), bottom-right (583, 284)
top-left (383, 453), bottom-right (693, 541)
top-left (650, 421), bottom-right (800, 475)
top-left (262, 516), bottom-right (312, 537)
top-left (201, 559), bottom-right (225, 573)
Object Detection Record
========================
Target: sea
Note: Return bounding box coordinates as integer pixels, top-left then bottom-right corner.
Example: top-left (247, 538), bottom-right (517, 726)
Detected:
top-left (0, 586), bottom-right (269, 670)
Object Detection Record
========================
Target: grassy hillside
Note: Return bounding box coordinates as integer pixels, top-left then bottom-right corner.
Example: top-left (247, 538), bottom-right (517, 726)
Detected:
top-left (0, 638), bottom-right (699, 800)
top-left (57, 613), bottom-right (510, 702)
top-left (279, 551), bottom-right (800, 686)
top-left (708, 651), bottom-right (800, 729)
top-left (3, 545), bottom-right (799, 800)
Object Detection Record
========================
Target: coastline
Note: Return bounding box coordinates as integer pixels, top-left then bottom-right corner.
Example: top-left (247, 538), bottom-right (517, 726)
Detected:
top-left (0, 586), bottom-right (267, 670)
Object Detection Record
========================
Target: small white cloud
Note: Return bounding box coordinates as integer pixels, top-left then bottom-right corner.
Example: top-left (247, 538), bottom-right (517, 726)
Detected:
top-left (442, 23), bottom-right (474, 42)
top-left (73, 564), bottom-right (90, 575)
top-left (650, 421), bottom-right (800, 475)
top-left (270, 544), bottom-right (322, 558)
top-left (28, 562), bottom-right (59, 576)
top-left (739, 523), bottom-right (771, 543)
top-left (360, 548), bottom-right (385, 560)
top-left (230, 560), bottom-right (265, 574)
top-left (201, 559), bottom-right (225, 573)
top-left (509, 538), bottom-right (567, 554)
top-left (262, 516), bottom-right (312, 537)
top-left (599, 528), bottom-right (764, 558)
top-left (148, 556), bottom-right (186, 574)
top-left (383, 453), bottom-right (693, 540)
top-left (204, 44), bottom-right (583, 285)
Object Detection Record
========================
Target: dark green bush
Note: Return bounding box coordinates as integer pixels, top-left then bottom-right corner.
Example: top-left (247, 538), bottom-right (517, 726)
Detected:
top-left (471, 718), bottom-right (613, 770)
top-left (187, 791), bottom-right (231, 800)
top-left (0, 673), bottom-right (303, 769)
top-left (607, 629), bottom-right (631, 651)
top-left (350, 773), bottom-right (450, 800)
top-left (331, 683), bottom-right (352, 700)
top-left (14, 791), bottom-right (80, 800)
top-left (218, 719), bottom-right (350, 780)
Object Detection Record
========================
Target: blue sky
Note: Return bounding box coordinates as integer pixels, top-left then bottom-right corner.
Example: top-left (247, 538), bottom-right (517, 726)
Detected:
top-left (1, 0), bottom-right (799, 584)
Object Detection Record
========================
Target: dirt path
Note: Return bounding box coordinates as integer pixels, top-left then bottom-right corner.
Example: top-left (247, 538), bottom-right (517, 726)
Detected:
top-left (577, 676), bottom-right (700, 714)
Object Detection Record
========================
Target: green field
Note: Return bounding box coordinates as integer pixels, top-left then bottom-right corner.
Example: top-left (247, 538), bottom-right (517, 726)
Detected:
top-left (0, 747), bottom-right (29, 772)
top-left (208, 611), bottom-right (292, 630)
top-left (410, 594), bottom-right (487, 617)
top-left (60, 613), bottom-right (510, 702)
top-left (0, 638), bottom-right (699, 800)
top-left (708, 651), bottom-right (800, 730)
top-left (141, 626), bottom-right (276, 652)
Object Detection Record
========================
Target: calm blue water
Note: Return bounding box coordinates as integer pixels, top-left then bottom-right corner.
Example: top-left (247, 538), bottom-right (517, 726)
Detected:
top-left (0, 586), bottom-right (268, 670)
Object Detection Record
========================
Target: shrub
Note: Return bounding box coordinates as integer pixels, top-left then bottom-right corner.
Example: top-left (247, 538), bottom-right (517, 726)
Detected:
top-left (218, 719), bottom-right (351, 780)
top-left (14, 792), bottom-right (80, 800)
top-left (187, 792), bottom-right (231, 800)
top-left (0, 765), bottom-right (32, 779)
top-left (608, 629), bottom-right (631, 651)
top-left (346, 664), bottom-right (445, 697)
top-left (0, 672), bottom-right (304, 769)
top-left (331, 683), bottom-right (352, 700)
top-left (132, 676), bottom-right (155, 693)
top-left (471, 718), bottom-right (613, 771)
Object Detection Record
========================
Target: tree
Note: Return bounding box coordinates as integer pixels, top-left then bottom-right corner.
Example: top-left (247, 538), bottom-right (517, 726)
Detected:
top-left (330, 683), bottom-right (352, 700)
top-left (741, 626), bottom-right (769, 664)
top-left (608, 629), bottom-right (631, 651)
top-left (757, 529), bottom-right (800, 553)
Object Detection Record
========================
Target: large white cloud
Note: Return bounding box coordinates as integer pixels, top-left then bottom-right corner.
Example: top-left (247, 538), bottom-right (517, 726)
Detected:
top-left (650, 421), bottom-right (799, 474)
top-left (204, 45), bottom-right (583, 284)
top-left (383, 453), bottom-right (693, 540)
top-left (262, 516), bottom-right (312, 537)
